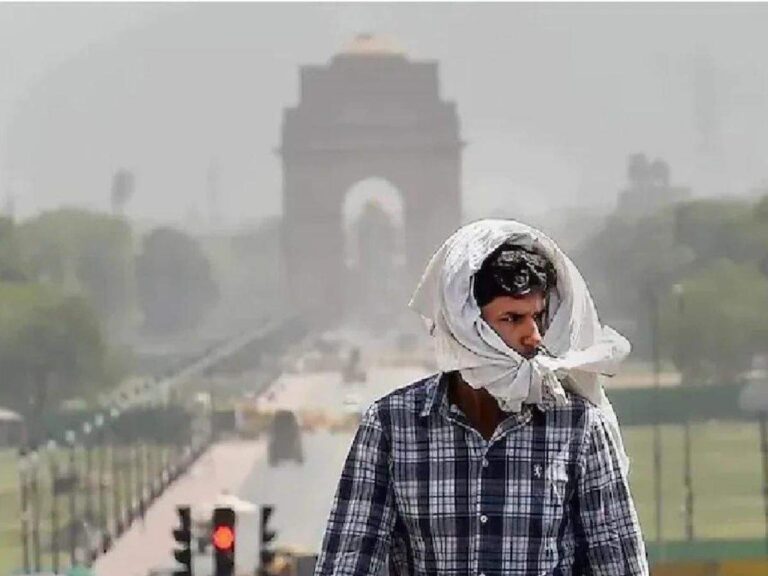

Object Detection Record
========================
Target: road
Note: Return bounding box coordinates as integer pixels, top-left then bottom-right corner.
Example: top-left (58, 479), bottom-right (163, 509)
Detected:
top-left (94, 337), bottom-right (432, 576)
top-left (234, 364), bottom-right (431, 573)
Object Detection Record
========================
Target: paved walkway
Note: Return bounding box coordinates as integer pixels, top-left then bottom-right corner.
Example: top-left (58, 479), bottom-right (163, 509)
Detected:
top-left (93, 439), bottom-right (262, 576)
top-left (93, 325), bottom-right (432, 576)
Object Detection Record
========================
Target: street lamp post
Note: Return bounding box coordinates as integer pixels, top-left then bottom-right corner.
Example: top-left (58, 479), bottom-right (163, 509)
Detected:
top-left (18, 451), bottom-right (30, 574)
top-left (48, 440), bottom-right (60, 574)
top-left (126, 443), bottom-right (135, 525)
top-left (65, 429), bottom-right (77, 568)
top-left (83, 422), bottom-right (93, 531)
top-left (759, 416), bottom-right (768, 555)
top-left (111, 409), bottom-right (124, 538)
top-left (29, 451), bottom-right (41, 573)
top-left (673, 283), bottom-right (694, 541)
top-left (648, 284), bottom-right (664, 552)
top-left (94, 414), bottom-right (106, 553)
top-left (136, 441), bottom-right (146, 520)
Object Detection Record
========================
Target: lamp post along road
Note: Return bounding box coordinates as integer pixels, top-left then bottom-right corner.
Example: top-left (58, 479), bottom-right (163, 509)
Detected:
top-left (759, 417), bottom-right (768, 554)
top-left (66, 430), bottom-right (78, 568)
top-left (30, 454), bottom-right (42, 573)
top-left (673, 283), bottom-right (695, 541)
top-left (95, 414), bottom-right (107, 550)
top-left (648, 285), bottom-right (664, 551)
top-left (49, 443), bottom-right (61, 575)
top-left (83, 423), bottom-right (94, 532)
top-left (19, 453), bottom-right (30, 574)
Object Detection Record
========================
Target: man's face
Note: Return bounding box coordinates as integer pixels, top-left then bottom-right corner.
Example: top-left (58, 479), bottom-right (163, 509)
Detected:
top-left (480, 292), bottom-right (546, 358)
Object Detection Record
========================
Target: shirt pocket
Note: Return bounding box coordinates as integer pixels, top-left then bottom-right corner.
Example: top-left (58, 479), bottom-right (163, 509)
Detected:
top-left (532, 460), bottom-right (571, 537)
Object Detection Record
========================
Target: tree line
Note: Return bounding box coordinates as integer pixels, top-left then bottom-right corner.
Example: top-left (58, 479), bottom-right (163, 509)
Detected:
top-left (0, 209), bottom-right (219, 424)
top-left (574, 193), bottom-right (768, 385)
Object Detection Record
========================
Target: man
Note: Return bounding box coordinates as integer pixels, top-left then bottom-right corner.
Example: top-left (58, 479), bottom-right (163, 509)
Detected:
top-left (315, 219), bottom-right (648, 576)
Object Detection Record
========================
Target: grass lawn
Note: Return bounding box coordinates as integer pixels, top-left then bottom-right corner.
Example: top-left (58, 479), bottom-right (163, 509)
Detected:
top-left (624, 421), bottom-right (766, 541)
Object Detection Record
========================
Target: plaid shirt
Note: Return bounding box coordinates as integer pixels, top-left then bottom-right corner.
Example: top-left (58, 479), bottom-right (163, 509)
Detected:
top-left (315, 373), bottom-right (649, 576)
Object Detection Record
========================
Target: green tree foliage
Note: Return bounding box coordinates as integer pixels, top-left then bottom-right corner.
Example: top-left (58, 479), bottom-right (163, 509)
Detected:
top-left (136, 227), bottom-right (219, 334)
top-left (675, 199), bottom-right (768, 265)
top-left (575, 194), bottom-right (768, 369)
top-left (0, 216), bottom-right (28, 281)
top-left (660, 260), bottom-right (768, 385)
top-left (0, 282), bottom-right (114, 432)
top-left (573, 208), bottom-right (695, 331)
top-left (17, 208), bottom-right (135, 333)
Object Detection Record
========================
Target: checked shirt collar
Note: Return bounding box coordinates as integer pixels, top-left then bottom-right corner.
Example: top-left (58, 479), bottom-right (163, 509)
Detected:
top-left (419, 371), bottom-right (539, 444)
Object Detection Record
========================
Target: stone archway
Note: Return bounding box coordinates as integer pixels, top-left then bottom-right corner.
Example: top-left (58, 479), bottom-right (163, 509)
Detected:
top-left (279, 35), bottom-right (463, 318)
top-left (341, 177), bottom-right (406, 320)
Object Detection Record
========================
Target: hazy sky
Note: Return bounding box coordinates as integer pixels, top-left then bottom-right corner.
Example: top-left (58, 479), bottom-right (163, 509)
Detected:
top-left (2, 3), bottom-right (768, 227)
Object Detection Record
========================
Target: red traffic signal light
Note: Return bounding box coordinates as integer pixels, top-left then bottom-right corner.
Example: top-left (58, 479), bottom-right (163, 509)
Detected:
top-left (212, 507), bottom-right (236, 576)
top-left (212, 525), bottom-right (235, 551)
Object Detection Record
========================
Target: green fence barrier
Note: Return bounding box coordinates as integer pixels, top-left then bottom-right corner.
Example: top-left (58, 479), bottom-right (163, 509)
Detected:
top-left (607, 382), bottom-right (758, 426)
top-left (647, 538), bottom-right (768, 564)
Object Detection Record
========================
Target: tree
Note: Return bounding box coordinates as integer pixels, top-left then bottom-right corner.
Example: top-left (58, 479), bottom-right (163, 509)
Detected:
top-left (573, 208), bottom-right (695, 355)
top-left (0, 216), bottom-right (28, 282)
top-left (136, 227), bottom-right (218, 334)
top-left (574, 195), bottom-right (768, 359)
top-left (674, 199), bottom-right (768, 265)
top-left (17, 208), bottom-right (135, 333)
top-left (0, 282), bottom-right (114, 439)
top-left (659, 259), bottom-right (768, 385)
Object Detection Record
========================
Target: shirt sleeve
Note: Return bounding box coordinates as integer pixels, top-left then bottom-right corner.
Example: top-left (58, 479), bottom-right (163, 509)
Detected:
top-left (575, 409), bottom-right (650, 576)
top-left (314, 404), bottom-right (397, 576)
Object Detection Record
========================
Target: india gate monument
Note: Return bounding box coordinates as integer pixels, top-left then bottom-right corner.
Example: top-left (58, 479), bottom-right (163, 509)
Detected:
top-left (279, 34), bottom-right (463, 321)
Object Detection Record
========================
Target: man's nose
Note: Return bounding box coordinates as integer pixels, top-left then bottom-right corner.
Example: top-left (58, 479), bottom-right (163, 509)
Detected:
top-left (523, 318), bottom-right (542, 347)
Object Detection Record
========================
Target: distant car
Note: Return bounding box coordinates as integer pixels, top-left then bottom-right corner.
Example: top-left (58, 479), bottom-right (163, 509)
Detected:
top-left (268, 409), bottom-right (303, 466)
top-left (147, 569), bottom-right (176, 576)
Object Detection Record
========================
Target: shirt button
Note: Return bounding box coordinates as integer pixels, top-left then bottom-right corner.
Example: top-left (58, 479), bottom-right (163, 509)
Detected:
top-left (480, 514), bottom-right (488, 524)
top-left (482, 458), bottom-right (489, 468)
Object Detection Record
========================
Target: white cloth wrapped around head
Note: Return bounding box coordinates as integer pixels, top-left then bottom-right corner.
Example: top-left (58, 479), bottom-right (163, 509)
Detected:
top-left (409, 218), bottom-right (631, 473)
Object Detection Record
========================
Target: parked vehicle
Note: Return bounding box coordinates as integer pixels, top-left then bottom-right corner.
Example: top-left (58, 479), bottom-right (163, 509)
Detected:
top-left (268, 410), bottom-right (303, 466)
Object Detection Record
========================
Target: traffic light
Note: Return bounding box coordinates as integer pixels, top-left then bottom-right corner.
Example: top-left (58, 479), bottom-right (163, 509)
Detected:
top-left (212, 506), bottom-right (236, 576)
top-left (259, 505), bottom-right (277, 576)
top-left (172, 505), bottom-right (193, 576)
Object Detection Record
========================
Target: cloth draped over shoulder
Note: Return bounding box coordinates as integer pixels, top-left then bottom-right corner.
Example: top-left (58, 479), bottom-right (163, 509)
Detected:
top-left (408, 219), bottom-right (631, 473)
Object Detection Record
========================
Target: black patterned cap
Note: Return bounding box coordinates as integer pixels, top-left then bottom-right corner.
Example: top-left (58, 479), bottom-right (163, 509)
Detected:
top-left (472, 243), bottom-right (557, 307)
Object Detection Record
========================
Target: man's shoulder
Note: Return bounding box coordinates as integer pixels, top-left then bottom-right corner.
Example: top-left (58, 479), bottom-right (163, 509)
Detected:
top-left (543, 391), bottom-right (605, 429)
top-left (365, 373), bottom-right (441, 421)
top-left (373, 372), bottom-right (439, 408)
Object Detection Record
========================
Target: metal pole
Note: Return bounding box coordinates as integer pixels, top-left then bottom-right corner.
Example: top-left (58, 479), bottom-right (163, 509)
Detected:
top-left (113, 441), bottom-right (123, 536)
top-left (84, 424), bottom-right (93, 528)
top-left (683, 420), bottom-right (694, 540)
top-left (760, 416), bottom-right (768, 555)
top-left (137, 442), bottom-right (146, 519)
top-left (126, 444), bottom-right (135, 524)
top-left (674, 283), bottom-right (694, 542)
top-left (50, 452), bottom-right (60, 575)
top-left (30, 457), bottom-right (41, 573)
top-left (68, 434), bottom-right (77, 567)
top-left (97, 419), bottom-right (106, 548)
top-left (649, 286), bottom-right (664, 552)
top-left (18, 453), bottom-right (30, 574)
top-left (148, 441), bottom-right (156, 500)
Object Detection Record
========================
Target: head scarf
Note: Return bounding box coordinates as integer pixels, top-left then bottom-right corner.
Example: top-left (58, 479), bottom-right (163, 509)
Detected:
top-left (409, 218), bottom-right (631, 473)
